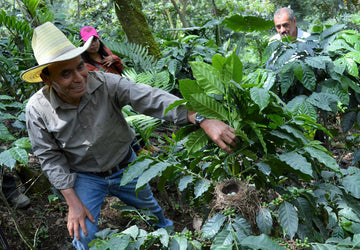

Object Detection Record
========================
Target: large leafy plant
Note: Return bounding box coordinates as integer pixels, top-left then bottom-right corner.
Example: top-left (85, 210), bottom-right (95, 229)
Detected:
top-left (91, 51), bottom-right (360, 248)
top-left (265, 24), bottom-right (360, 136)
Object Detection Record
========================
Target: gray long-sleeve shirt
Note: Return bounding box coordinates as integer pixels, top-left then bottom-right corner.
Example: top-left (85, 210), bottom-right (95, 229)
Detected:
top-left (26, 71), bottom-right (188, 189)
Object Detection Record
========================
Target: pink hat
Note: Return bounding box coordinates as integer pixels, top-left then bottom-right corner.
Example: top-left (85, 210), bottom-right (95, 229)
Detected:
top-left (80, 26), bottom-right (99, 42)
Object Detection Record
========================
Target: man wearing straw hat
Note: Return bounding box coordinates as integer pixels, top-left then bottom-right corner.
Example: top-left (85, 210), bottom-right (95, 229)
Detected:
top-left (22, 22), bottom-right (237, 249)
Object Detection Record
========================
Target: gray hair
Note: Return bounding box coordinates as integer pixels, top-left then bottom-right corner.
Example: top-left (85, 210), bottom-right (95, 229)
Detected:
top-left (274, 7), bottom-right (295, 20)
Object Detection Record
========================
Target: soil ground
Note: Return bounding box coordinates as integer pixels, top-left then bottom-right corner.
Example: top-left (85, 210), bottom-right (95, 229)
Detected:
top-left (0, 176), bottom-right (194, 249)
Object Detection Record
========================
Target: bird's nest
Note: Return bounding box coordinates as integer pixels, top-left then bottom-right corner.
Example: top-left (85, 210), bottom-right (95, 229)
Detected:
top-left (211, 178), bottom-right (264, 232)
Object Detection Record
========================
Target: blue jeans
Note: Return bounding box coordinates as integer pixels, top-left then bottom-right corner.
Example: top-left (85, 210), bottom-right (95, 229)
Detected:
top-left (72, 150), bottom-right (173, 249)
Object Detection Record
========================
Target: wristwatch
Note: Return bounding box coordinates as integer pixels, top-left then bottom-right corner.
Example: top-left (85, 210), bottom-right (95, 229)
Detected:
top-left (195, 113), bottom-right (206, 127)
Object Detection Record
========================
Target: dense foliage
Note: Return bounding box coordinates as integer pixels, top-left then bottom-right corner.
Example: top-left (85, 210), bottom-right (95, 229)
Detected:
top-left (2, 0), bottom-right (360, 249)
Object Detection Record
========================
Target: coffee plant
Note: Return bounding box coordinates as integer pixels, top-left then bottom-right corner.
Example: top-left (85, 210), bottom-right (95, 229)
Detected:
top-left (91, 47), bottom-right (360, 248)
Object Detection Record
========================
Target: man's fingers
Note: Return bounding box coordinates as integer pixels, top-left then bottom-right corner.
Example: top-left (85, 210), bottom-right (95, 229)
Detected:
top-left (86, 208), bottom-right (95, 223)
top-left (74, 222), bottom-right (81, 240)
top-left (67, 221), bottom-right (74, 239)
top-left (79, 219), bottom-right (87, 237)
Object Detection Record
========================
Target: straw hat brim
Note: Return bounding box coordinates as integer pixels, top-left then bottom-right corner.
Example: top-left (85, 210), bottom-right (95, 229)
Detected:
top-left (21, 37), bottom-right (93, 83)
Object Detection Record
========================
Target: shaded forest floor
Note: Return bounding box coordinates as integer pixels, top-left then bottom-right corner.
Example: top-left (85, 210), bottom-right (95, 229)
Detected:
top-left (0, 129), bottom-right (356, 249)
top-left (0, 173), bottom-right (194, 249)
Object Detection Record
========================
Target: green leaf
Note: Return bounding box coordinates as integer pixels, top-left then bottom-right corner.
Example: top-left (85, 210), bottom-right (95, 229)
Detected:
top-left (301, 63), bottom-right (316, 92)
top-left (292, 62), bottom-right (303, 82)
top-left (294, 101), bottom-right (317, 121)
top-left (342, 111), bottom-right (356, 133)
top-left (270, 131), bottom-right (297, 144)
top-left (280, 70), bottom-right (294, 95)
top-left (268, 114), bottom-right (285, 127)
top-left (202, 213), bottom-right (227, 239)
top-left (232, 215), bottom-right (252, 237)
top-left (333, 57), bottom-right (347, 74)
top-left (263, 71), bottom-right (276, 90)
top-left (326, 38), bottom-right (355, 52)
top-left (136, 162), bottom-right (170, 190)
top-left (222, 15), bottom-right (274, 32)
top-left (320, 24), bottom-right (345, 39)
top-left (212, 228), bottom-right (233, 249)
top-left (305, 56), bottom-right (332, 69)
top-left (0, 122), bottom-right (16, 141)
top-left (248, 121), bottom-right (267, 154)
top-left (223, 52), bottom-right (243, 84)
top-left (169, 235), bottom-right (188, 249)
top-left (339, 207), bottom-right (360, 223)
top-left (212, 54), bottom-right (226, 72)
top-left (165, 99), bottom-right (187, 115)
top-left (344, 56), bottom-right (359, 78)
top-left (342, 173), bottom-right (360, 199)
top-left (8, 147), bottom-right (28, 166)
top-left (13, 137), bottom-right (32, 150)
top-left (190, 61), bottom-right (224, 95)
top-left (179, 79), bottom-right (203, 100)
top-left (241, 234), bottom-right (285, 250)
top-left (121, 225), bottom-right (140, 239)
top-left (307, 92), bottom-right (339, 112)
top-left (310, 243), bottom-right (344, 249)
top-left (294, 197), bottom-right (313, 224)
top-left (278, 49), bottom-right (296, 66)
top-left (120, 158), bottom-right (152, 186)
top-left (0, 150), bottom-right (16, 169)
top-left (256, 162), bottom-right (271, 176)
top-left (185, 129), bottom-right (209, 154)
top-left (106, 234), bottom-right (132, 248)
top-left (278, 201), bottom-right (298, 240)
top-left (304, 146), bottom-right (340, 173)
top-left (256, 207), bottom-right (273, 234)
top-left (278, 152), bottom-right (313, 177)
top-left (189, 93), bottom-right (228, 120)
top-left (280, 125), bottom-right (309, 145)
top-left (250, 87), bottom-right (270, 112)
top-left (167, 59), bottom-right (178, 76)
top-left (94, 228), bottom-right (118, 240)
top-left (194, 179), bottom-right (211, 199)
top-left (346, 51), bottom-right (360, 64)
top-left (152, 228), bottom-right (170, 247)
top-left (178, 175), bottom-right (193, 191)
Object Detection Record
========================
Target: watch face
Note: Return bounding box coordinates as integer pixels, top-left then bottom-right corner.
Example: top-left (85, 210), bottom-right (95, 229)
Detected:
top-left (195, 114), bottom-right (205, 126)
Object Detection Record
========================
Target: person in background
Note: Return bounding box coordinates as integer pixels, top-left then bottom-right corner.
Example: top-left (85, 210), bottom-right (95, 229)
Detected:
top-left (270, 7), bottom-right (310, 42)
top-left (22, 22), bottom-right (237, 249)
top-left (80, 26), bottom-right (124, 75)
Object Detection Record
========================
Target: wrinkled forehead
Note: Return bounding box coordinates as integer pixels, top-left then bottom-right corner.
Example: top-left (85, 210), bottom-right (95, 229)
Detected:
top-left (47, 56), bottom-right (84, 75)
top-left (274, 14), bottom-right (294, 25)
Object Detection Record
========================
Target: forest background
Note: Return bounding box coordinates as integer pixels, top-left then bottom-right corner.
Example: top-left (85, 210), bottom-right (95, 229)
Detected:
top-left (2, 0), bottom-right (360, 249)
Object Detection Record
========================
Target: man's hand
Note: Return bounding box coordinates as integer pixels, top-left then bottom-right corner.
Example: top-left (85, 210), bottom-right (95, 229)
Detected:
top-left (60, 188), bottom-right (95, 240)
top-left (188, 111), bottom-right (237, 153)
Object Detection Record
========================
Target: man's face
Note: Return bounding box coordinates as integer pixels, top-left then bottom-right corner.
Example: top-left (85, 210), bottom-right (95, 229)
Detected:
top-left (274, 14), bottom-right (297, 39)
top-left (41, 56), bottom-right (88, 106)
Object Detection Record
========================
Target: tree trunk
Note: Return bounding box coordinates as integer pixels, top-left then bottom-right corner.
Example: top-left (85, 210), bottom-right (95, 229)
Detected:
top-left (113, 0), bottom-right (162, 59)
top-left (170, 0), bottom-right (189, 28)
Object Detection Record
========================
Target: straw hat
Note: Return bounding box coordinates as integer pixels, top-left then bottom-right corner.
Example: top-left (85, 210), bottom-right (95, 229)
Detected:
top-left (21, 22), bottom-right (93, 83)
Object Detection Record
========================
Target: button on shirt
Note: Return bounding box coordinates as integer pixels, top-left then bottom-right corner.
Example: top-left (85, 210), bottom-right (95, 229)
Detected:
top-left (26, 71), bottom-right (188, 190)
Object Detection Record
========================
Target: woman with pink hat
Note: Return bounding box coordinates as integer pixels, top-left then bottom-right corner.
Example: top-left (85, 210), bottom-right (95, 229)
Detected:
top-left (80, 26), bottom-right (124, 75)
